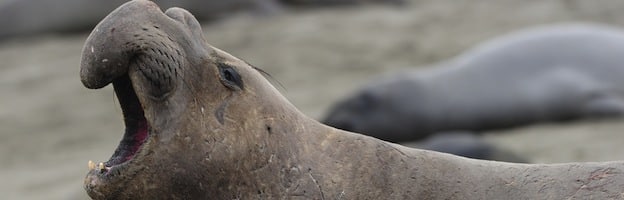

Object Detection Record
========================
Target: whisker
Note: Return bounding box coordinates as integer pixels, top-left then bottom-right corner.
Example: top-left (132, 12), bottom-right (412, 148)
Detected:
top-left (248, 63), bottom-right (287, 92)
top-left (113, 90), bottom-right (122, 115)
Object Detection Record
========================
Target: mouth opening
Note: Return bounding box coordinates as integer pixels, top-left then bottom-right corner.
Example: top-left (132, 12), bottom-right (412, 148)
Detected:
top-left (106, 75), bottom-right (150, 170)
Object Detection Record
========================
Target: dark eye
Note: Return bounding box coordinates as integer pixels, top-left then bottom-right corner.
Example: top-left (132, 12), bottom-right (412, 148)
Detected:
top-left (218, 63), bottom-right (244, 90)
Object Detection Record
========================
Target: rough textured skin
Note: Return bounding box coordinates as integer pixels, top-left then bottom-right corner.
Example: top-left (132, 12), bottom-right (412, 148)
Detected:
top-left (80, 1), bottom-right (624, 199)
top-left (323, 24), bottom-right (624, 142)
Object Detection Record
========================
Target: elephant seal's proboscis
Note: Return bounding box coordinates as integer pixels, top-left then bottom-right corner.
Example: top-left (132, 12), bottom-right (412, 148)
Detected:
top-left (81, 1), bottom-right (624, 199)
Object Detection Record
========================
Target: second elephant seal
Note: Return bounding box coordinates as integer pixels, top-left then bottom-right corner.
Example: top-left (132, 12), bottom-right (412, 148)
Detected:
top-left (323, 24), bottom-right (624, 142)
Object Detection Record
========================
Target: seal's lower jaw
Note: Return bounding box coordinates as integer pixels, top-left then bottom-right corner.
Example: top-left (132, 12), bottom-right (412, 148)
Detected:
top-left (84, 75), bottom-right (151, 196)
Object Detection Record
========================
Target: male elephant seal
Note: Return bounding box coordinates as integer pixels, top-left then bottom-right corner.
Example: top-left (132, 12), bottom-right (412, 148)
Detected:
top-left (323, 24), bottom-right (624, 142)
top-left (81, 1), bottom-right (624, 199)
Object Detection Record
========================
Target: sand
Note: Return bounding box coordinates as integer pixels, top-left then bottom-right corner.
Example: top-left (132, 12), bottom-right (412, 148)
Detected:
top-left (3, 0), bottom-right (624, 199)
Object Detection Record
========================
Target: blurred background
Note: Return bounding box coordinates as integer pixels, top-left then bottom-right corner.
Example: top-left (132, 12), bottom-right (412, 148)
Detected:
top-left (3, 0), bottom-right (624, 199)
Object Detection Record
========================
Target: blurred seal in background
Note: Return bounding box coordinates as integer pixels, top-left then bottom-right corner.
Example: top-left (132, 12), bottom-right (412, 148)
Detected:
top-left (323, 24), bottom-right (624, 142)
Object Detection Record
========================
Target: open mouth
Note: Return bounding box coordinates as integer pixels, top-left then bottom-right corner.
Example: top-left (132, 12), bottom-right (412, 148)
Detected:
top-left (88, 74), bottom-right (150, 175)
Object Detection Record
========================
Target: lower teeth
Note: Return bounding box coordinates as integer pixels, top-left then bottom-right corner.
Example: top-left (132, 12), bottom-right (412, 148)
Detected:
top-left (87, 160), bottom-right (109, 173)
top-left (88, 160), bottom-right (95, 170)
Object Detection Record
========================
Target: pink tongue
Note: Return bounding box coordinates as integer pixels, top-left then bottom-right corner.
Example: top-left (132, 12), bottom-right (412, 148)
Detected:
top-left (126, 120), bottom-right (148, 161)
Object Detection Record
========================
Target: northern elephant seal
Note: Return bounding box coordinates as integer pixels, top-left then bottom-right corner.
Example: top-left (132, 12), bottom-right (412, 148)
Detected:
top-left (80, 1), bottom-right (624, 199)
top-left (323, 24), bottom-right (624, 142)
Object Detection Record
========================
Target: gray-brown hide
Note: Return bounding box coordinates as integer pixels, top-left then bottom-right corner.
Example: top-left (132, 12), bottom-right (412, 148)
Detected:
top-left (80, 1), bottom-right (624, 199)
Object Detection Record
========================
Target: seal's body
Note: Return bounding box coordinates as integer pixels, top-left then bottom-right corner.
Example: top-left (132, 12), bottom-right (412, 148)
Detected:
top-left (80, 1), bottom-right (624, 199)
top-left (323, 25), bottom-right (624, 142)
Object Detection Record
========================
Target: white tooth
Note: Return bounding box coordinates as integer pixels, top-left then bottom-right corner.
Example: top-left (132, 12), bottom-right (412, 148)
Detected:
top-left (88, 160), bottom-right (95, 170)
top-left (99, 162), bottom-right (105, 171)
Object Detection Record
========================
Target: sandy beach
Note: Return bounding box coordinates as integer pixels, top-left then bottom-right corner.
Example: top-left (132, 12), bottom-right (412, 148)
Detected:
top-left (3, 0), bottom-right (624, 199)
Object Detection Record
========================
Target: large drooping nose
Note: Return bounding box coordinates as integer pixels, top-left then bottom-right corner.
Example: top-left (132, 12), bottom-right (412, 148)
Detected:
top-left (80, 0), bottom-right (162, 89)
top-left (80, 0), bottom-right (203, 90)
